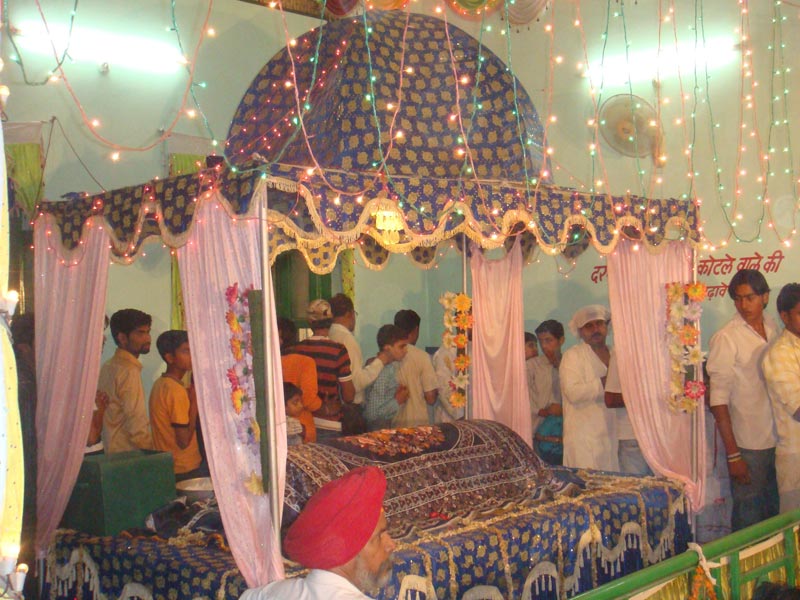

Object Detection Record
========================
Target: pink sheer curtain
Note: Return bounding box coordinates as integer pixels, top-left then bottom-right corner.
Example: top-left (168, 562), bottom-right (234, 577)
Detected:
top-left (606, 240), bottom-right (705, 508)
top-left (177, 195), bottom-right (286, 586)
top-left (470, 242), bottom-right (532, 445)
top-left (34, 216), bottom-right (109, 555)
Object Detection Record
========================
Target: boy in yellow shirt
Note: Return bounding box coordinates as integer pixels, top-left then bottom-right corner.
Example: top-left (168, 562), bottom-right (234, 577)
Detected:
top-left (149, 330), bottom-right (207, 481)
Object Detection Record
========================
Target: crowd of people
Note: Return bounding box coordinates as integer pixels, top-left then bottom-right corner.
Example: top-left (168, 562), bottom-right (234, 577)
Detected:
top-left (10, 308), bottom-right (209, 598)
top-left (251, 270), bottom-right (800, 598)
top-left (11, 268), bottom-right (800, 599)
top-left (278, 295), bottom-right (440, 442)
top-left (275, 271), bottom-right (800, 543)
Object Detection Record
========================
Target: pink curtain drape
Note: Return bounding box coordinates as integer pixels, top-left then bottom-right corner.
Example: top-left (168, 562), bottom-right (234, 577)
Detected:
top-left (606, 240), bottom-right (705, 509)
top-left (34, 216), bottom-right (109, 555)
top-left (470, 242), bottom-right (532, 445)
top-left (177, 194), bottom-right (286, 586)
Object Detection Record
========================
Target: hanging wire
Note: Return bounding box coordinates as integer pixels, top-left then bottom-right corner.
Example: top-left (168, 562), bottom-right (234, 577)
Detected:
top-left (169, 0), bottom-right (218, 147)
top-left (3, 0), bottom-right (80, 85)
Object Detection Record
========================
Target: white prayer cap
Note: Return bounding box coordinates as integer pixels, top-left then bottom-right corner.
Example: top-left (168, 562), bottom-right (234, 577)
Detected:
top-left (307, 299), bottom-right (332, 322)
top-left (568, 304), bottom-right (611, 337)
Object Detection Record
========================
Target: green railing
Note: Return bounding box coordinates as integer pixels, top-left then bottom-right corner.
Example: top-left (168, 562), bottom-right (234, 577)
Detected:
top-left (573, 509), bottom-right (800, 600)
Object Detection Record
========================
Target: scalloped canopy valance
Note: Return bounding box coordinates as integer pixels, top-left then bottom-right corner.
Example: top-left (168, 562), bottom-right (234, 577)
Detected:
top-left (37, 168), bottom-right (699, 272)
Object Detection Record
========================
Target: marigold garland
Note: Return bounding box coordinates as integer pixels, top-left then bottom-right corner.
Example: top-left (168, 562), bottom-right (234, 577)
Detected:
top-left (665, 282), bottom-right (707, 414)
top-left (688, 564), bottom-right (718, 600)
top-left (440, 292), bottom-right (472, 409)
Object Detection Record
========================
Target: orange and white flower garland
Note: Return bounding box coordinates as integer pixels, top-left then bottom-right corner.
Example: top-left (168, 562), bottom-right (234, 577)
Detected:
top-left (665, 281), bottom-right (708, 413)
top-left (439, 292), bottom-right (473, 408)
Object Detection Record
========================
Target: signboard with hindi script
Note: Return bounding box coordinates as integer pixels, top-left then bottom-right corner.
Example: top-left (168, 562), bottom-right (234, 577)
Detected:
top-left (586, 249), bottom-right (786, 298)
top-left (577, 245), bottom-right (791, 348)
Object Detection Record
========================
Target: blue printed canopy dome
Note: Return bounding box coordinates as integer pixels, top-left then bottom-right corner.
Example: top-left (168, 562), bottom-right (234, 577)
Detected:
top-left (38, 10), bottom-right (698, 270)
top-left (225, 10), bottom-right (549, 257)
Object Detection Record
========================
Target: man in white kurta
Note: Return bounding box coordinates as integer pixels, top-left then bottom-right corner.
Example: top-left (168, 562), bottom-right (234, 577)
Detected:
top-left (240, 467), bottom-right (395, 600)
top-left (329, 293), bottom-right (386, 406)
top-left (559, 305), bottom-right (618, 471)
top-left (243, 569), bottom-right (373, 600)
top-left (762, 283), bottom-right (800, 513)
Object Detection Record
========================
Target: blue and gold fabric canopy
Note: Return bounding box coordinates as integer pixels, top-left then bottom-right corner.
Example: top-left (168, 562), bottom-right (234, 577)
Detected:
top-left (37, 10), bottom-right (699, 272)
top-left (226, 9), bottom-right (549, 257)
top-left (226, 9), bottom-right (699, 270)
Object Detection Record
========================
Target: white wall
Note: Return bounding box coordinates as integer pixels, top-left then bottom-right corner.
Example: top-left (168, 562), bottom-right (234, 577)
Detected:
top-left (5, 1), bottom-right (800, 387)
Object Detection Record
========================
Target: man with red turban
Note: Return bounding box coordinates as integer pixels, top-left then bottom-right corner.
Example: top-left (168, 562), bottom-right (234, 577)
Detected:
top-left (240, 466), bottom-right (395, 599)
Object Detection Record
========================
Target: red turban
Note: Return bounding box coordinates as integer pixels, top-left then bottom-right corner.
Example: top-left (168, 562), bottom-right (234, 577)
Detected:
top-left (283, 466), bottom-right (387, 569)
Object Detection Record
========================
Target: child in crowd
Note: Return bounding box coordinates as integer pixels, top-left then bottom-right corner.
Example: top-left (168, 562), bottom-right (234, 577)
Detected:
top-left (363, 324), bottom-right (409, 431)
top-left (525, 331), bottom-right (543, 432)
top-left (284, 382), bottom-right (306, 446)
top-left (149, 330), bottom-right (206, 481)
top-left (524, 332), bottom-right (539, 360)
top-left (530, 320), bottom-right (565, 466)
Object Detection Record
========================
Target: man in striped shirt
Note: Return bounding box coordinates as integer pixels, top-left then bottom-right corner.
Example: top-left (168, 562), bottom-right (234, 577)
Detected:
top-left (294, 299), bottom-right (355, 439)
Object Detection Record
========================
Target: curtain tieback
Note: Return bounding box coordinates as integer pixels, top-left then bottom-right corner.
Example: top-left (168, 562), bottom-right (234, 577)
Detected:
top-left (687, 542), bottom-right (721, 585)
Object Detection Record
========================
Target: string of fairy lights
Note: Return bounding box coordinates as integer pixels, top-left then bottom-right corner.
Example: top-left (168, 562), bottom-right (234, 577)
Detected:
top-left (7, 0), bottom-right (800, 260)
top-left (543, 0), bottom-right (800, 252)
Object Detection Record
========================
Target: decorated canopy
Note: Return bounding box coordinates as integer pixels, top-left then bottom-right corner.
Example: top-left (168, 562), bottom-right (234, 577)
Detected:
top-left (38, 10), bottom-right (699, 272)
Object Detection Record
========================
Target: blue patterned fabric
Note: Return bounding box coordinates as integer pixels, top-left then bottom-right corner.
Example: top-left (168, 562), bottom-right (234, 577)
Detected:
top-left (45, 529), bottom-right (247, 599)
top-left (45, 421), bottom-right (689, 600)
top-left (284, 421), bottom-right (690, 599)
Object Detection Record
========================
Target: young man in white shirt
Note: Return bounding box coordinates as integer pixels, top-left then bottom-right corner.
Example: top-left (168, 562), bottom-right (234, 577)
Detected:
top-left (530, 320), bottom-right (564, 465)
top-left (707, 269), bottom-right (779, 530)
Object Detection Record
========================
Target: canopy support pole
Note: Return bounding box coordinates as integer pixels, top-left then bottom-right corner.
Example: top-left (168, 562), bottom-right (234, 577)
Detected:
top-left (463, 237), bottom-right (471, 420)
top-left (691, 245), bottom-right (700, 538)
top-left (258, 189), bottom-right (283, 555)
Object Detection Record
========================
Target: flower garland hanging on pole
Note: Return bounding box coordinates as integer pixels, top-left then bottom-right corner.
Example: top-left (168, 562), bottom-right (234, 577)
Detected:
top-left (224, 282), bottom-right (265, 495)
top-left (439, 292), bottom-right (473, 409)
top-left (665, 281), bottom-right (708, 413)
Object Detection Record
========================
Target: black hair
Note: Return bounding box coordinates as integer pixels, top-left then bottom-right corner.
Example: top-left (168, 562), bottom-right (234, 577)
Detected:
top-left (283, 382), bottom-right (302, 403)
top-left (394, 309), bottom-right (421, 335)
top-left (329, 293), bottom-right (354, 318)
top-left (10, 313), bottom-right (34, 346)
top-left (535, 319), bottom-right (565, 339)
top-left (109, 309), bottom-right (152, 347)
top-left (524, 332), bottom-right (536, 344)
top-left (277, 316), bottom-right (298, 347)
top-left (776, 283), bottom-right (800, 314)
top-left (728, 269), bottom-right (770, 299)
top-left (156, 330), bottom-right (188, 360)
top-left (377, 324), bottom-right (406, 349)
top-left (753, 582), bottom-right (800, 600)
